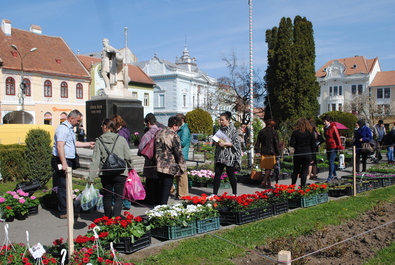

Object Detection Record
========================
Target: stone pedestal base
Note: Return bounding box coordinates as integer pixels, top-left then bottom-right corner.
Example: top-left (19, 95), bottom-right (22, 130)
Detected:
top-left (86, 97), bottom-right (144, 142)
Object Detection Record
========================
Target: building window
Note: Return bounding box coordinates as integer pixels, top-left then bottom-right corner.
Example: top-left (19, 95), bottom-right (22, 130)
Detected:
top-left (334, 86), bottom-right (338, 96)
top-left (132, 92), bottom-right (138, 98)
top-left (61, 82), bottom-right (68, 98)
top-left (327, 104), bottom-right (330, 112)
top-left (6, 77), bottom-right (15, 95)
top-left (183, 94), bottom-right (187, 107)
top-left (339, 86), bottom-right (342, 95)
top-left (23, 79), bottom-right (31, 96)
top-left (329, 87), bottom-right (332, 96)
top-left (377, 88), bottom-right (383, 99)
top-left (44, 80), bottom-right (52, 97)
top-left (384, 88), bottom-right (390, 98)
top-left (331, 104), bottom-right (336, 111)
top-left (358, 84), bottom-right (363, 94)
top-left (339, 103), bottom-right (342, 112)
top-left (144, 93), bottom-right (149, 106)
top-left (159, 94), bottom-right (165, 107)
top-left (352, 85), bottom-right (356, 95)
top-left (193, 96), bottom-right (195, 108)
top-left (76, 83), bottom-right (83, 99)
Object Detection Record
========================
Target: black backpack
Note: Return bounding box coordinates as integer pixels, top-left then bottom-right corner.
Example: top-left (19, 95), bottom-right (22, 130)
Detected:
top-left (98, 135), bottom-right (127, 176)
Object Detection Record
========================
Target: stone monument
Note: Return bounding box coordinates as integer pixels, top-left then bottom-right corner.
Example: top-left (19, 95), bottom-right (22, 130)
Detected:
top-left (86, 38), bottom-right (144, 142)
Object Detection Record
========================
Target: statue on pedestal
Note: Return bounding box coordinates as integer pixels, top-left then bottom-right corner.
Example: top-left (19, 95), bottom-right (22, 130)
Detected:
top-left (101, 38), bottom-right (131, 98)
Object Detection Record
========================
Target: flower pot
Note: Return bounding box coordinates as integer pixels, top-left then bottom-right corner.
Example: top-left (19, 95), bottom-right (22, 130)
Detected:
top-left (5, 216), bottom-right (15, 222)
top-left (134, 140), bottom-right (140, 146)
top-left (15, 212), bottom-right (28, 220)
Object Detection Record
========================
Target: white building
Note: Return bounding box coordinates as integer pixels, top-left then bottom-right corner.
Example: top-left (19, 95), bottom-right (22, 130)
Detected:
top-left (316, 55), bottom-right (395, 125)
top-left (135, 46), bottom-right (217, 124)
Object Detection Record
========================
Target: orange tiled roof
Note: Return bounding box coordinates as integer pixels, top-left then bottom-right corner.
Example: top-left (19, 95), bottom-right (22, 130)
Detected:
top-left (77, 54), bottom-right (155, 86)
top-left (316, 56), bottom-right (378, 78)
top-left (370, 71), bottom-right (395, 87)
top-left (0, 28), bottom-right (90, 79)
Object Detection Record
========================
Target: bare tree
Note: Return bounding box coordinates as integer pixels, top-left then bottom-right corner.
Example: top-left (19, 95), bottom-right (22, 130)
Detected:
top-left (216, 51), bottom-right (266, 124)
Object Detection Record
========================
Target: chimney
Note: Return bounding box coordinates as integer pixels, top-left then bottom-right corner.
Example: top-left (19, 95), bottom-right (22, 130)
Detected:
top-left (1, 19), bottom-right (11, 35)
top-left (30, 24), bottom-right (42, 34)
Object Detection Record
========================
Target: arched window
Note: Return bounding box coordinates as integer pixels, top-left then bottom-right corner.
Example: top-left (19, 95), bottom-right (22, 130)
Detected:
top-left (44, 80), bottom-right (52, 97)
top-left (76, 83), bottom-right (83, 99)
top-left (23, 78), bottom-right (31, 97)
top-left (6, 77), bottom-right (15, 95)
top-left (61, 81), bottom-right (68, 98)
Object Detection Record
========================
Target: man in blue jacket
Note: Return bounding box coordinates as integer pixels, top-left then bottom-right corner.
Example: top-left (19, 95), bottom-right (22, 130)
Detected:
top-left (175, 113), bottom-right (190, 199)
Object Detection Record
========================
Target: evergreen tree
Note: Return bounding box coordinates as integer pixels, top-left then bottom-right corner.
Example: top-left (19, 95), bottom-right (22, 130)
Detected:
top-left (24, 129), bottom-right (52, 183)
top-left (264, 16), bottom-right (319, 123)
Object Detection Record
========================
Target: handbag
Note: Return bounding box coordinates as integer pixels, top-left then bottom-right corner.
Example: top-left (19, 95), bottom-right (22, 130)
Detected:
top-left (251, 170), bottom-right (263, 180)
top-left (72, 153), bottom-right (80, 169)
top-left (123, 169), bottom-right (146, 201)
top-left (361, 142), bottom-right (373, 153)
top-left (98, 135), bottom-right (127, 176)
top-left (140, 137), bottom-right (155, 160)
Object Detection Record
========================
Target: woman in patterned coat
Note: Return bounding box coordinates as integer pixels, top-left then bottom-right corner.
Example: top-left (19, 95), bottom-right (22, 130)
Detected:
top-left (212, 112), bottom-right (241, 196)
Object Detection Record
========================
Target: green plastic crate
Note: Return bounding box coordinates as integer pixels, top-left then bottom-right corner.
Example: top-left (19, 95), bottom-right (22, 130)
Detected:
top-left (195, 217), bottom-right (220, 234)
top-left (288, 195), bottom-right (318, 208)
top-left (152, 223), bottom-right (196, 240)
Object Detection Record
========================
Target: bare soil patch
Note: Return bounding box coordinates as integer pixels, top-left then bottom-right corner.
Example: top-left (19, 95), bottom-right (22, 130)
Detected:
top-left (234, 202), bottom-right (395, 265)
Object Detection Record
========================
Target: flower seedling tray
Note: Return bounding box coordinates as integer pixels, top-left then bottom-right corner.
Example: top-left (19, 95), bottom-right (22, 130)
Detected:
top-left (316, 193), bottom-right (329, 204)
top-left (219, 209), bottom-right (257, 225)
top-left (272, 201), bottom-right (289, 215)
top-left (195, 216), bottom-right (220, 234)
top-left (111, 231), bottom-right (151, 254)
top-left (380, 178), bottom-right (392, 187)
top-left (255, 205), bottom-right (273, 220)
top-left (152, 223), bottom-right (196, 240)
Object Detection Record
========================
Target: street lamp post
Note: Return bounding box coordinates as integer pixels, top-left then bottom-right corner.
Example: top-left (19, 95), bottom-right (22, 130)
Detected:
top-left (11, 44), bottom-right (37, 124)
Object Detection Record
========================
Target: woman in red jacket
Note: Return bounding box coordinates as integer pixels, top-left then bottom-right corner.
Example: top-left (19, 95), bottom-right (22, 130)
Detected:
top-left (322, 116), bottom-right (344, 182)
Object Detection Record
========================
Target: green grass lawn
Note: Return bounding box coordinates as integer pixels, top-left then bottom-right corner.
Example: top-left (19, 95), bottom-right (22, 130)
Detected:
top-left (129, 186), bottom-right (395, 265)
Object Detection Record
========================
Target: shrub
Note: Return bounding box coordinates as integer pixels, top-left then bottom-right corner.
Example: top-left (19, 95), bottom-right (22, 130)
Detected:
top-left (24, 129), bottom-right (52, 183)
top-left (0, 144), bottom-right (27, 182)
top-left (186, 108), bottom-right (213, 135)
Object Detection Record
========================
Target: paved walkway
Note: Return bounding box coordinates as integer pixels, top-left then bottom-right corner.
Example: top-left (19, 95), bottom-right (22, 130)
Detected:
top-left (0, 152), bottom-right (380, 252)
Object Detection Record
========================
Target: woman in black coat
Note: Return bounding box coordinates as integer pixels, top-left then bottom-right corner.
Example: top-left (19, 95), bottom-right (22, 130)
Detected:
top-left (290, 118), bottom-right (315, 187)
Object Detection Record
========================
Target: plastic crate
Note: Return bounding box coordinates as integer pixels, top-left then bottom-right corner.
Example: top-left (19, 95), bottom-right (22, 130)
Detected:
top-left (288, 195), bottom-right (318, 208)
top-left (28, 205), bottom-right (39, 216)
top-left (380, 178), bottom-right (392, 187)
top-left (272, 201), bottom-right (289, 215)
top-left (195, 217), bottom-right (220, 234)
top-left (255, 205), bottom-right (273, 220)
top-left (219, 209), bottom-right (257, 225)
top-left (316, 193), bottom-right (329, 204)
top-left (152, 223), bottom-right (196, 240)
top-left (191, 182), bottom-right (207, 188)
top-left (110, 232), bottom-right (151, 254)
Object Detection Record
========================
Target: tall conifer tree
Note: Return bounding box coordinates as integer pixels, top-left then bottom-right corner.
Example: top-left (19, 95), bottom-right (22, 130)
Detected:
top-left (264, 16), bottom-right (319, 123)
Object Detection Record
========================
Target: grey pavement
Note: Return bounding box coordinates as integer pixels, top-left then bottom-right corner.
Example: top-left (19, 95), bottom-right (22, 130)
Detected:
top-left (0, 148), bottom-right (378, 252)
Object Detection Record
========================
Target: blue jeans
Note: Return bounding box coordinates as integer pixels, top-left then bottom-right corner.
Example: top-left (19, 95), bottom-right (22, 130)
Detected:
top-left (387, 146), bottom-right (394, 162)
top-left (326, 149), bottom-right (337, 180)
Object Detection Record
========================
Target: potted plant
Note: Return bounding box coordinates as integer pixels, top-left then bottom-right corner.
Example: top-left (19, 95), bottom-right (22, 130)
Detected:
top-left (0, 190), bottom-right (35, 220)
top-left (0, 242), bottom-right (57, 264)
top-left (146, 203), bottom-right (200, 240)
top-left (131, 132), bottom-right (140, 146)
top-left (86, 212), bottom-right (151, 254)
top-left (188, 169), bottom-right (214, 187)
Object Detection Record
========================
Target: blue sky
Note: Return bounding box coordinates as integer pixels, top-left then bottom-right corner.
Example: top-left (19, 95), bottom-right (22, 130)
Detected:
top-left (3, 0), bottom-right (395, 79)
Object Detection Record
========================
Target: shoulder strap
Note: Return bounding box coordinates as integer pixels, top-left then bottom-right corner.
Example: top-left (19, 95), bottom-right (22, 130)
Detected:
top-left (98, 135), bottom-right (119, 155)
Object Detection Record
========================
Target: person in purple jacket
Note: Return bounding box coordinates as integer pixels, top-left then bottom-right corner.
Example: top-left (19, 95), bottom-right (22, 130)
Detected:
top-left (112, 114), bottom-right (132, 209)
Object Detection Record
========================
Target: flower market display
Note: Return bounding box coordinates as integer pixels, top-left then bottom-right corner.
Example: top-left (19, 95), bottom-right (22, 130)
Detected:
top-left (188, 169), bottom-right (230, 188)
